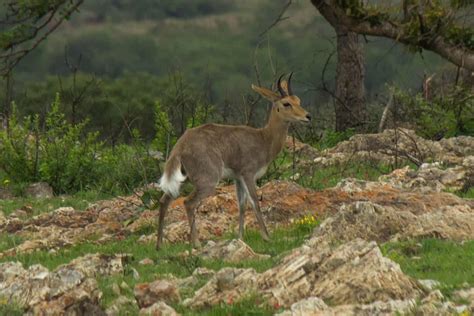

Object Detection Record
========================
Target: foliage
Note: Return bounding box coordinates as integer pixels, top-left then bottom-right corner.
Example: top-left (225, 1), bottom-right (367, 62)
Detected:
top-left (394, 86), bottom-right (474, 139)
top-left (314, 128), bottom-right (355, 149)
top-left (97, 143), bottom-right (159, 194)
top-left (80, 0), bottom-right (234, 22)
top-left (9, 72), bottom-right (164, 143)
top-left (0, 304), bottom-right (23, 316)
top-left (0, 94), bottom-right (161, 195)
top-left (150, 73), bottom-right (216, 157)
top-left (2, 0), bottom-right (449, 132)
top-left (0, 0), bottom-right (84, 74)
top-left (0, 103), bottom-right (40, 184)
top-left (158, 72), bottom-right (216, 137)
top-left (333, 0), bottom-right (474, 51)
top-left (40, 94), bottom-right (101, 193)
top-left (262, 150), bottom-right (393, 191)
top-left (8, 72), bottom-right (217, 144)
top-left (455, 187), bottom-right (474, 199)
top-left (153, 100), bottom-right (175, 158)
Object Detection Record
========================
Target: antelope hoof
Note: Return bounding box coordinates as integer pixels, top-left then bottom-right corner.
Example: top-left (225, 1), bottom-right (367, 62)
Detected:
top-left (156, 236), bottom-right (162, 250)
top-left (261, 232), bottom-right (270, 242)
top-left (192, 239), bottom-right (202, 249)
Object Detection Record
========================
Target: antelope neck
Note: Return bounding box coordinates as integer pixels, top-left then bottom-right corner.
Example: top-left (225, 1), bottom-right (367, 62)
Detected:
top-left (262, 106), bottom-right (289, 160)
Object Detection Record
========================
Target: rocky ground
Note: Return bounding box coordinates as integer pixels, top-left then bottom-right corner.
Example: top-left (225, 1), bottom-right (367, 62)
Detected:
top-left (0, 129), bottom-right (473, 315)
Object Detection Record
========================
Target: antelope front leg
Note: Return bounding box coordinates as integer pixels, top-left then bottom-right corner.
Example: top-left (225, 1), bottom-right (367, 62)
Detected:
top-left (235, 179), bottom-right (248, 240)
top-left (243, 177), bottom-right (270, 241)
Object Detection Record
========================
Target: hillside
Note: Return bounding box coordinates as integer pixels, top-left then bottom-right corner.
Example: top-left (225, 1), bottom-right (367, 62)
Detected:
top-left (10, 0), bottom-right (447, 110)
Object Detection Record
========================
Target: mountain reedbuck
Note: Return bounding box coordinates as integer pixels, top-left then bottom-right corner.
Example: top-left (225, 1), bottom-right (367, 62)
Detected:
top-left (156, 73), bottom-right (311, 249)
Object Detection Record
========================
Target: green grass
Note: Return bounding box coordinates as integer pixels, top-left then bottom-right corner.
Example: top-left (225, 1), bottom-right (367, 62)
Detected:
top-left (0, 190), bottom-right (108, 217)
top-left (454, 187), bottom-right (474, 199)
top-left (97, 221), bottom-right (317, 313)
top-left (382, 239), bottom-right (474, 296)
top-left (0, 233), bottom-right (23, 253)
top-left (261, 150), bottom-right (396, 191)
top-left (0, 304), bottom-right (23, 316)
top-left (297, 162), bottom-right (393, 191)
top-left (0, 218), bottom-right (318, 314)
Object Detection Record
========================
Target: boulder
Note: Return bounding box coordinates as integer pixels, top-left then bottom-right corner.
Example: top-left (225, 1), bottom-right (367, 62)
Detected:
top-left (309, 200), bottom-right (474, 244)
top-left (260, 239), bottom-right (422, 307)
top-left (134, 280), bottom-right (180, 308)
top-left (25, 182), bottom-right (54, 199)
top-left (105, 296), bottom-right (138, 316)
top-left (0, 253), bottom-right (129, 314)
top-left (139, 301), bottom-right (180, 316)
top-left (183, 268), bottom-right (259, 309)
top-left (194, 239), bottom-right (270, 263)
top-left (276, 297), bottom-right (417, 316)
top-left (275, 297), bottom-right (328, 316)
top-left (318, 129), bottom-right (474, 167)
top-left (453, 288), bottom-right (474, 311)
top-left (185, 239), bottom-right (422, 309)
top-left (380, 156), bottom-right (474, 192)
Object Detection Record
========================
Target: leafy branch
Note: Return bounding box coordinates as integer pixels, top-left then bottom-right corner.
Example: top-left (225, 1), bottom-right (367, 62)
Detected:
top-left (311, 0), bottom-right (474, 71)
top-left (0, 0), bottom-right (84, 75)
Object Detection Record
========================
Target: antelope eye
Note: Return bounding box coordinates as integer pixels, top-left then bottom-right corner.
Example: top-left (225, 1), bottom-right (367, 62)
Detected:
top-left (283, 102), bottom-right (291, 107)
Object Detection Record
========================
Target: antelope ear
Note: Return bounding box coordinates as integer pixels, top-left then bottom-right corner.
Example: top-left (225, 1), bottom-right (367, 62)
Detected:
top-left (280, 80), bottom-right (289, 95)
top-left (251, 84), bottom-right (280, 101)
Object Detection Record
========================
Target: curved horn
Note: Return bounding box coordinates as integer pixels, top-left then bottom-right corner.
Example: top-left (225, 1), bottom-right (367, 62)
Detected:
top-left (287, 72), bottom-right (294, 95)
top-left (277, 73), bottom-right (287, 96)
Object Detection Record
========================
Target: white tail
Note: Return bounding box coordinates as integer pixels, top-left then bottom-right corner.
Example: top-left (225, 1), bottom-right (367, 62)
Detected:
top-left (159, 164), bottom-right (186, 198)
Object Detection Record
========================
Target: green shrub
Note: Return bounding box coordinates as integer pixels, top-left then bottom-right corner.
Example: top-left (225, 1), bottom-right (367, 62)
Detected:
top-left (39, 94), bottom-right (102, 193)
top-left (0, 94), bottom-right (161, 195)
top-left (315, 128), bottom-right (355, 150)
top-left (0, 104), bottom-right (40, 185)
top-left (394, 86), bottom-right (473, 139)
top-left (153, 100), bottom-right (175, 159)
top-left (97, 143), bottom-right (160, 194)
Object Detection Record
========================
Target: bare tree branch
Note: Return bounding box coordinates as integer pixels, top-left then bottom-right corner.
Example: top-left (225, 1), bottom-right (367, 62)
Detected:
top-left (259, 0), bottom-right (293, 38)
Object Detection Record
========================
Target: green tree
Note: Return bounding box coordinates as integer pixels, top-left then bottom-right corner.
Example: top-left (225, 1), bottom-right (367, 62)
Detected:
top-left (310, 0), bottom-right (474, 71)
top-left (0, 0), bottom-right (84, 75)
top-left (154, 100), bottom-right (175, 159)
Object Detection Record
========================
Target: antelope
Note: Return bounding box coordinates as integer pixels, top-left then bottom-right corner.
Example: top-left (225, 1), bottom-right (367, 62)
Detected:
top-left (156, 73), bottom-right (311, 249)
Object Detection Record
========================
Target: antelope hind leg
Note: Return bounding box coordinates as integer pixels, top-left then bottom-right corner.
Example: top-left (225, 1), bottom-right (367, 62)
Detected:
top-left (156, 193), bottom-right (172, 250)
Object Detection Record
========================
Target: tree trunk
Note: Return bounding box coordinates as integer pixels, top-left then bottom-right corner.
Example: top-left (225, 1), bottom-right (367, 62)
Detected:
top-left (2, 73), bottom-right (12, 132)
top-left (334, 30), bottom-right (366, 132)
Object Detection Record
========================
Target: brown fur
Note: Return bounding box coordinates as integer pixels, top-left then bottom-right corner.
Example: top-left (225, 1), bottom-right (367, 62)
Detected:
top-left (156, 77), bottom-right (310, 249)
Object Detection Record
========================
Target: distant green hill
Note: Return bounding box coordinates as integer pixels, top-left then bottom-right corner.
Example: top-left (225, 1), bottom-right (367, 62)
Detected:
top-left (2, 0), bottom-right (452, 140)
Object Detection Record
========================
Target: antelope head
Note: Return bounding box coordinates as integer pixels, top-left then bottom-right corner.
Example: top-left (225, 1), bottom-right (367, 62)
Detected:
top-left (252, 72), bottom-right (311, 123)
